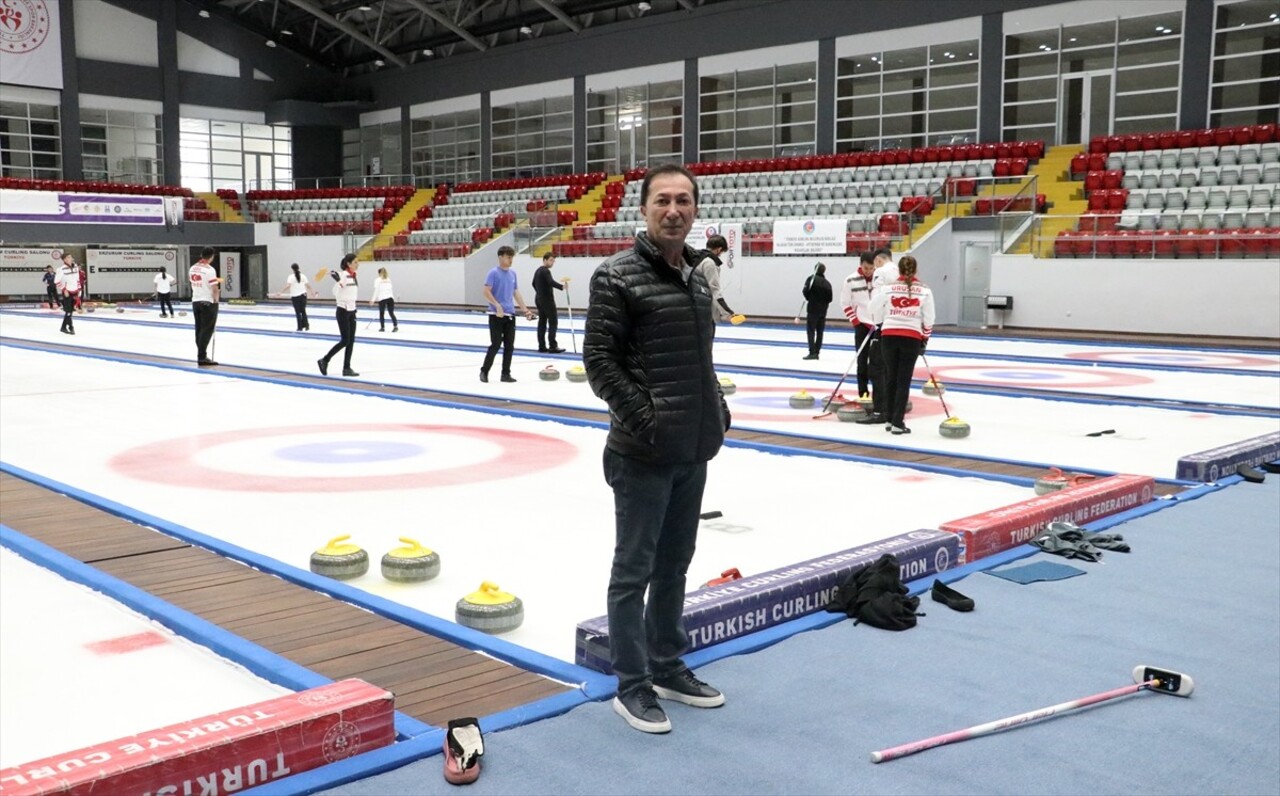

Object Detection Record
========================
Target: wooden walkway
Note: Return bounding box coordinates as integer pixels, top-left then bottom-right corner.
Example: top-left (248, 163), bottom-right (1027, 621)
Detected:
top-left (0, 340), bottom-right (1188, 729)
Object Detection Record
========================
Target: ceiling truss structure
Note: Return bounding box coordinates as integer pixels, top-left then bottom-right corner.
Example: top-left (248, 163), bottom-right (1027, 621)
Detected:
top-left (197, 0), bottom-right (719, 75)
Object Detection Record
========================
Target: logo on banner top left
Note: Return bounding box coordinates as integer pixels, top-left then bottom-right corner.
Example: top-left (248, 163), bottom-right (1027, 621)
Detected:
top-left (0, 1), bottom-right (51, 53)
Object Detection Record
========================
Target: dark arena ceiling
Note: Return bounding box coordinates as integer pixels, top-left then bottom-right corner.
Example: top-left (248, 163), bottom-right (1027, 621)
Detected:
top-left (195, 0), bottom-right (730, 75)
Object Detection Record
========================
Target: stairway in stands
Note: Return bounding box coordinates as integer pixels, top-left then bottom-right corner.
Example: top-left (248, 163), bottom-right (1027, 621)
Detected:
top-left (357, 188), bottom-right (436, 261)
top-left (1009, 144), bottom-right (1089, 255)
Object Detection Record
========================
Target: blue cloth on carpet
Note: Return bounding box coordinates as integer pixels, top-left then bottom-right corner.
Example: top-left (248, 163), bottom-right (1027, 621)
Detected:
top-left (986, 560), bottom-right (1087, 584)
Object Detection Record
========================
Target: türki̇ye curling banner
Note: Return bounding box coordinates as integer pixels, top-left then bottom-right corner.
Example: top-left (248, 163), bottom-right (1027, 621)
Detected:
top-left (87, 249), bottom-right (181, 294)
top-left (0, 189), bottom-right (167, 225)
top-left (772, 218), bottom-right (848, 255)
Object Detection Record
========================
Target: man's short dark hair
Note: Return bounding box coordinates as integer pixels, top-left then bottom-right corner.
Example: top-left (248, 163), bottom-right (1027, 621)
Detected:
top-left (497, 246), bottom-right (516, 257)
top-left (200, 246), bottom-right (217, 260)
top-left (640, 163), bottom-right (699, 206)
top-left (873, 246), bottom-right (893, 260)
top-left (860, 251), bottom-right (876, 265)
top-left (706, 235), bottom-right (728, 251)
top-left (542, 251), bottom-right (556, 262)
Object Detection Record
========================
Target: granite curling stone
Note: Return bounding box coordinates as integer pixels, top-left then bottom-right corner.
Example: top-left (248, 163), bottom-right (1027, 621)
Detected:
top-left (310, 534), bottom-right (369, 580)
top-left (566, 365), bottom-right (588, 383)
top-left (456, 581), bottom-right (524, 634)
top-left (381, 537), bottom-right (441, 582)
top-left (539, 366), bottom-right (560, 381)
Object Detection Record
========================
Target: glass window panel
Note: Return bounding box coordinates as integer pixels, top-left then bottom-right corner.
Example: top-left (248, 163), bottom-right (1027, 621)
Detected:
top-left (700, 110), bottom-right (734, 132)
top-left (210, 149), bottom-right (240, 165)
top-left (27, 104), bottom-right (57, 120)
top-left (737, 86), bottom-right (774, 108)
top-left (1003, 101), bottom-right (1057, 127)
top-left (1004, 54), bottom-right (1058, 79)
top-left (700, 131), bottom-right (734, 150)
top-left (776, 62), bottom-right (815, 84)
top-left (1218, 0), bottom-right (1278, 28)
top-left (930, 86), bottom-right (977, 110)
top-left (650, 98), bottom-right (681, 118)
top-left (1116, 63), bottom-right (1179, 93)
top-left (1006, 31), bottom-right (1058, 56)
top-left (882, 70), bottom-right (927, 93)
top-left (735, 127), bottom-right (772, 148)
top-left (882, 92), bottom-right (925, 115)
top-left (849, 95), bottom-right (880, 117)
top-left (1212, 81), bottom-right (1279, 109)
top-left (931, 40), bottom-right (979, 64)
top-left (210, 135), bottom-right (240, 150)
top-left (777, 103), bottom-right (815, 124)
top-left (1062, 21), bottom-right (1115, 49)
top-left (736, 107), bottom-right (773, 128)
top-left (242, 123), bottom-right (272, 139)
top-left (882, 46), bottom-right (927, 71)
top-left (1213, 52), bottom-right (1280, 85)
top-left (1114, 116), bottom-right (1177, 135)
top-left (778, 84), bottom-right (815, 104)
top-left (700, 74), bottom-right (734, 93)
top-left (492, 119), bottom-right (516, 137)
top-left (83, 141), bottom-right (107, 156)
top-left (930, 62), bottom-right (979, 87)
top-left (1061, 46), bottom-right (1115, 73)
top-left (699, 93), bottom-right (733, 114)
top-left (1119, 11), bottom-right (1182, 42)
top-left (776, 123), bottom-right (813, 145)
top-left (1118, 37), bottom-right (1181, 67)
top-left (243, 137), bottom-right (272, 153)
top-left (1007, 124), bottom-right (1054, 141)
top-left (1114, 90), bottom-right (1178, 117)
top-left (849, 75), bottom-right (881, 97)
top-left (1004, 76), bottom-right (1057, 104)
top-left (1211, 107), bottom-right (1279, 127)
top-left (81, 108), bottom-right (108, 124)
top-left (736, 67), bottom-right (773, 90)
top-left (1213, 26), bottom-right (1280, 57)
top-left (648, 117), bottom-right (681, 137)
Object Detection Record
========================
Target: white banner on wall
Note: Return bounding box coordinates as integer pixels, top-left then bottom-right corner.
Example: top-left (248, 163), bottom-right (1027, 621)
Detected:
top-left (87, 249), bottom-right (179, 294)
top-left (0, 0), bottom-right (64, 90)
top-left (772, 218), bottom-right (848, 255)
top-left (0, 189), bottom-right (166, 225)
top-left (0, 247), bottom-right (64, 296)
top-left (220, 251), bottom-right (241, 298)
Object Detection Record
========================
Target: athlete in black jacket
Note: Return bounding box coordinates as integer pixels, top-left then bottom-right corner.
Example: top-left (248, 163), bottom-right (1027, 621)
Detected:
top-left (584, 164), bottom-right (730, 735)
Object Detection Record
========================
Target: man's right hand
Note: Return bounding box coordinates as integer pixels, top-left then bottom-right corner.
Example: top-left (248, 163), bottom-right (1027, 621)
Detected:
top-left (494, 307), bottom-right (506, 318)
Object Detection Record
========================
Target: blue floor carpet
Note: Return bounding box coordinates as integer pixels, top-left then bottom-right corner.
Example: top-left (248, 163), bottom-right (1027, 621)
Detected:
top-left (322, 477), bottom-right (1280, 795)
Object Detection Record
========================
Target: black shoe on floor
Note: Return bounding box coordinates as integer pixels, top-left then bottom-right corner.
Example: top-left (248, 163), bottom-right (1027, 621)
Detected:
top-left (854, 413), bottom-right (886, 425)
top-left (342, 368), bottom-right (359, 377)
top-left (652, 670), bottom-right (725, 708)
top-left (890, 425), bottom-right (911, 435)
top-left (68, 328), bottom-right (75, 335)
top-left (392, 326), bottom-right (398, 332)
top-left (379, 327), bottom-right (385, 332)
top-left (538, 348), bottom-right (549, 353)
top-left (317, 358), bottom-right (329, 376)
top-left (198, 359), bottom-right (218, 367)
top-left (931, 579), bottom-right (975, 612)
top-left (548, 347), bottom-right (565, 354)
top-left (612, 688), bottom-right (671, 734)
top-left (500, 374), bottom-right (517, 383)
top-left (479, 371), bottom-right (489, 383)
top-left (802, 354), bottom-right (819, 360)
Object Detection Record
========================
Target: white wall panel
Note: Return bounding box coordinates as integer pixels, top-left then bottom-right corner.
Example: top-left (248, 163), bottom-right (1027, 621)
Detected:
top-left (74, 0), bottom-right (157, 67)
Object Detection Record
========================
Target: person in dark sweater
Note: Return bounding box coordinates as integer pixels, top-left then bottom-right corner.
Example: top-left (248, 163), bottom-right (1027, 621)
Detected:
top-left (532, 252), bottom-right (566, 353)
top-left (802, 262), bottom-right (834, 360)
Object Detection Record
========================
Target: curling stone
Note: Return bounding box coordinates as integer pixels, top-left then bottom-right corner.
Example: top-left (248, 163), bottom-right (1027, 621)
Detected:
top-left (310, 535), bottom-right (369, 580)
top-left (857, 394), bottom-right (874, 411)
top-left (178, 310), bottom-right (188, 317)
top-left (702, 567), bottom-right (743, 589)
top-left (1034, 467), bottom-right (1071, 495)
top-left (718, 376), bottom-right (736, 396)
top-left (381, 537), bottom-right (441, 582)
top-left (789, 390), bottom-right (816, 409)
top-left (923, 378), bottom-right (945, 397)
top-left (116, 307), bottom-right (125, 313)
top-left (566, 365), bottom-right (588, 383)
top-left (938, 416), bottom-right (972, 439)
top-left (86, 306), bottom-right (96, 313)
top-left (456, 581), bottom-right (524, 634)
top-left (836, 402), bottom-right (868, 422)
top-left (539, 366), bottom-right (560, 381)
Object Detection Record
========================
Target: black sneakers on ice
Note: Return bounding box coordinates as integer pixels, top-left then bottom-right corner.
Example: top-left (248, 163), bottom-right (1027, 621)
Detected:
top-left (613, 687), bottom-right (671, 734)
top-left (652, 670), bottom-right (725, 708)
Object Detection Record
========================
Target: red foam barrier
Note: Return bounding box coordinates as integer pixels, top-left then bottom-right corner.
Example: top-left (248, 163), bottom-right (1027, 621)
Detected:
top-left (0, 679), bottom-right (395, 795)
top-left (940, 474), bottom-right (1155, 564)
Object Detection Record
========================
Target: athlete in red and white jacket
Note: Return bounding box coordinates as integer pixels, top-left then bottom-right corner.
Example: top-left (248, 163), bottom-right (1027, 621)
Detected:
top-left (840, 251), bottom-right (880, 399)
top-left (869, 256), bottom-right (934, 434)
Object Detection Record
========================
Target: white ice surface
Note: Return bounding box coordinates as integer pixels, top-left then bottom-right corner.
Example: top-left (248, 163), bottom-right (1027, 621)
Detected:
top-left (2, 308), bottom-right (1275, 479)
top-left (0, 346), bottom-right (1030, 663)
top-left (0, 548), bottom-right (289, 768)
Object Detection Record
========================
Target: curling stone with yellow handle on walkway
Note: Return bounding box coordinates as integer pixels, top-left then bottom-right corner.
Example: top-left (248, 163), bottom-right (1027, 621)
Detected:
top-left (456, 581), bottom-right (525, 634)
top-left (310, 535), bottom-right (369, 580)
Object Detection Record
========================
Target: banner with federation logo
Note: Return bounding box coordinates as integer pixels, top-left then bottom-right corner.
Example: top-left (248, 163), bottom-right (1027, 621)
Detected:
top-left (87, 249), bottom-right (180, 294)
top-left (0, 0), bottom-right (63, 90)
top-left (1, 189), bottom-right (167, 225)
top-left (0, 246), bottom-right (64, 296)
top-left (772, 218), bottom-right (847, 255)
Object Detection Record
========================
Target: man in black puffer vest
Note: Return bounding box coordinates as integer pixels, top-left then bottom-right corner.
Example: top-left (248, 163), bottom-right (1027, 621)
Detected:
top-left (584, 163), bottom-right (731, 735)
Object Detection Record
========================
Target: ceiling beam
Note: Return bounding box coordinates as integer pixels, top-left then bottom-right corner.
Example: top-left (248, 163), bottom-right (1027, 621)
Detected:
top-left (532, 0), bottom-right (581, 32)
top-left (675, 0), bottom-right (696, 9)
top-left (402, 0), bottom-right (489, 52)
top-left (280, 0), bottom-right (409, 66)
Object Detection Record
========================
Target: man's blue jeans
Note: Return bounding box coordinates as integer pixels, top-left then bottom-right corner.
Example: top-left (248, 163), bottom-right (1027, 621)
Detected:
top-left (603, 448), bottom-right (708, 697)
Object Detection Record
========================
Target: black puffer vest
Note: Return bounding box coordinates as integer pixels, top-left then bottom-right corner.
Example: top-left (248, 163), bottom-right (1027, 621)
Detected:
top-left (583, 233), bottom-right (729, 464)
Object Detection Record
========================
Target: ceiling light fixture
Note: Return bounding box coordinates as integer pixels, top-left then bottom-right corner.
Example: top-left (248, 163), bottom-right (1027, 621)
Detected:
top-left (266, 39), bottom-right (277, 47)
top-left (422, 48), bottom-right (434, 56)
top-left (281, 29), bottom-right (293, 36)
top-left (359, 4), bottom-right (373, 10)
top-left (519, 25), bottom-right (533, 35)
top-left (637, 1), bottom-right (652, 10)
top-left (374, 58), bottom-right (385, 67)
top-left (198, 9), bottom-right (210, 18)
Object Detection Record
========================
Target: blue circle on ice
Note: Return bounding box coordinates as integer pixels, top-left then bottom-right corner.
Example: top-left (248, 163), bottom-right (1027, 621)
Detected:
top-left (1132, 354), bottom-right (1200, 363)
top-left (737, 395), bottom-right (811, 409)
top-left (274, 441), bottom-right (425, 464)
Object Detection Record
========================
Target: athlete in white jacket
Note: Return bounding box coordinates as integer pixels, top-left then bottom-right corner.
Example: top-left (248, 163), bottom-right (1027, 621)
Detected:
top-left (318, 254), bottom-right (360, 377)
top-left (869, 255), bottom-right (935, 435)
